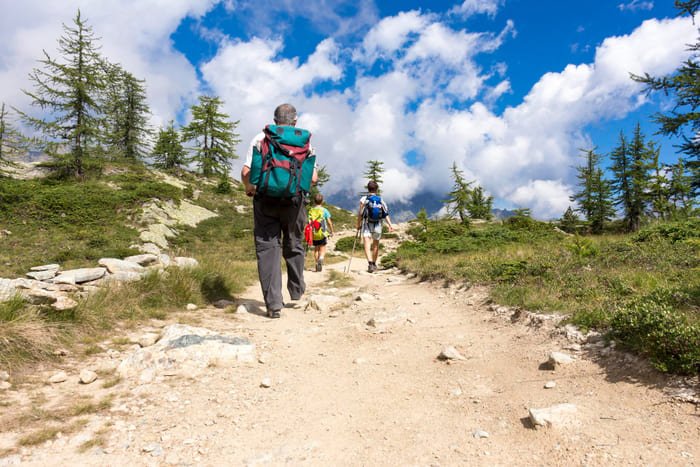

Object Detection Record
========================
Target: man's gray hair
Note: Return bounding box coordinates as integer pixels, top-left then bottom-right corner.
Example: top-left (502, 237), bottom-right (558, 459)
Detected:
top-left (273, 104), bottom-right (297, 125)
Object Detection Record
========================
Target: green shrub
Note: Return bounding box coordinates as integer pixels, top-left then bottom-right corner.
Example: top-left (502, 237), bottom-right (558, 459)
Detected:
top-left (334, 235), bottom-right (359, 252)
top-left (610, 302), bottom-right (700, 374)
top-left (380, 251), bottom-right (398, 269)
top-left (633, 219), bottom-right (700, 243)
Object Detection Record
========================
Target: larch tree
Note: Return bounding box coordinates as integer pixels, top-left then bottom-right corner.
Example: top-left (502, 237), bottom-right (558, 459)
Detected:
top-left (0, 103), bottom-right (33, 167)
top-left (181, 95), bottom-right (240, 176)
top-left (442, 161), bottom-right (473, 224)
top-left (152, 121), bottom-right (186, 170)
top-left (16, 10), bottom-right (105, 177)
top-left (465, 184), bottom-right (494, 220)
top-left (362, 160), bottom-right (384, 194)
top-left (632, 0), bottom-right (700, 195)
top-left (309, 164), bottom-right (330, 198)
top-left (570, 147), bottom-right (614, 232)
top-left (609, 124), bottom-right (654, 232)
top-left (101, 62), bottom-right (151, 160)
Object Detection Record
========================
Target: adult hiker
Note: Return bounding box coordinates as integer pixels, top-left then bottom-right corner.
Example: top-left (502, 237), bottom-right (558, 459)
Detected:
top-left (357, 180), bottom-right (393, 273)
top-left (241, 103), bottom-right (318, 318)
top-left (308, 193), bottom-right (334, 272)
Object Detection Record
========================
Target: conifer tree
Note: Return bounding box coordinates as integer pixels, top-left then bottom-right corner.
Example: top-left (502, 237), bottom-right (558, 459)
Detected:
top-left (0, 103), bottom-right (33, 167)
top-left (465, 185), bottom-right (494, 220)
top-left (16, 10), bottom-right (104, 176)
top-left (647, 143), bottom-right (671, 220)
top-left (570, 147), bottom-right (603, 222)
top-left (632, 1), bottom-right (700, 195)
top-left (152, 121), bottom-right (186, 170)
top-left (559, 206), bottom-right (579, 233)
top-left (610, 124), bottom-right (652, 231)
top-left (181, 95), bottom-right (240, 176)
top-left (309, 164), bottom-right (330, 198)
top-left (668, 156), bottom-right (695, 217)
top-left (362, 160), bottom-right (384, 194)
top-left (570, 147), bottom-right (614, 232)
top-left (443, 161), bottom-right (473, 224)
top-left (101, 62), bottom-right (151, 160)
top-left (589, 167), bottom-right (615, 233)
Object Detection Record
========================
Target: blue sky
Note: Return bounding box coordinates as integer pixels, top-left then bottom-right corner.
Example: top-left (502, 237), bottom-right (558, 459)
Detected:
top-left (0, 0), bottom-right (696, 218)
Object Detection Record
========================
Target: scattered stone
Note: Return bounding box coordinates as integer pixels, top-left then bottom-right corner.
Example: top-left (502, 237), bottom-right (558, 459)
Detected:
top-left (0, 278), bottom-right (18, 302)
top-left (0, 381), bottom-right (10, 391)
top-left (79, 369), bottom-right (98, 384)
top-left (544, 381), bottom-right (557, 389)
top-left (142, 442), bottom-right (163, 454)
top-left (235, 304), bottom-right (248, 314)
top-left (473, 430), bottom-right (489, 438)
top-left (0, 371), bottom-right (8, 381)
top-left (30, 264), bottom-right (60, 272)
top-left (353, 358), bottom-right (366, 364)
top-left (123, 254), bottom-right (158, 266)
top-left (528, 403), bottom-right (579, 428)
top-left (53, 267), bottom-right (107, 285)
top-left (52, 295), bottom-right (78, 311)
top-left (137, 243), bottom-right (161, 256)
top-left (117, 324), bottom-right (255, 381)
top-left (49, 371), bottom-right (68, 384)
top-left (352, 292), bottom-right (375, 302)
top-left (173, 257), bottom-right (199, 269)
top-left (438, 346), bottom-right (466, 361)
top-left (306, 294), bottom-right (340, 312)
top-left (260, 378), bottom-right (273, 388)
top-left (98, 258), bottom-right (145, 274)
top-left (138, 333), bottom-right (160, 347)
top-left (158, 254), bottom-right (172, 268)
top-left (186, 303), bottom-right (198, 311)
top-left (548, 352), bottom-right (575, 369)
top-left (258, 353), bottom-right (270, 364)
top-left (26, 269), bottom-right (58, 281)
top-left (213, 299), bottom-right (235, 309)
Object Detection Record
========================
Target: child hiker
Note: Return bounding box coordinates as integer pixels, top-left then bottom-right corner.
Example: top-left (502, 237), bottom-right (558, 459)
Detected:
top-left (308, 193), bottom-right (334, 272)
top-left (357, 180), bottom-right (393, 273)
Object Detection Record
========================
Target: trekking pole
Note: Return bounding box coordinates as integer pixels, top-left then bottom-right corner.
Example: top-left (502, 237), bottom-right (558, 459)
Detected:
top-left (346, 228), bottom-right (360, 273)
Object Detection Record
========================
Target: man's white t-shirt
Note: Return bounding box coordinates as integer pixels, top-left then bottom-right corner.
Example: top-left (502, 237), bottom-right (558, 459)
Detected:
top-left (243, 131), bottom-right (316, 168)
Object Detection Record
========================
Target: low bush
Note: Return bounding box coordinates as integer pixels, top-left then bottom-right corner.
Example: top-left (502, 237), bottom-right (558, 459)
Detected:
top-left (610, 302), bottom-right (700, 374)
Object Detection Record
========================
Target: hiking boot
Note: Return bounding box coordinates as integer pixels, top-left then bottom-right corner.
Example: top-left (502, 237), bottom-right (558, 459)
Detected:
top-left (267, 309), bottom-right (281, 319)
top-left (368, 262), bottom-right (376, 273)
top-left (316, 258), bottom-right (323, 272)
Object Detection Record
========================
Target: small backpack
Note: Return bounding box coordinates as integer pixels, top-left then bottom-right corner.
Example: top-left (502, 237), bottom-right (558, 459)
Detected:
top-left (362, 195), bottom-right (386, 222)
top-left (308, 206), bottom-right (327, 241)
top-left (249, 125), bottom-right (316, 198)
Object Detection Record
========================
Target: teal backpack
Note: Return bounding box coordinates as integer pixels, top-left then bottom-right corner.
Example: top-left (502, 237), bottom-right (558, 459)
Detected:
top-left (249, 125), bottom-right (316, 198)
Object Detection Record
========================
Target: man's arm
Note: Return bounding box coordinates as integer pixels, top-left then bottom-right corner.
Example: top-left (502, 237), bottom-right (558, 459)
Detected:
top-left (384, 215), bottom-right (393, 232)
top-left (241, 166), bottom-right (256, 197)
top-left (356, 202), bottom-right (364, 230)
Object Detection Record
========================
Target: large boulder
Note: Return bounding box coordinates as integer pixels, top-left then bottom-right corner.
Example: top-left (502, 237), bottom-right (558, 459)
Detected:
top-left (117, 324), bottom-right (255, 383)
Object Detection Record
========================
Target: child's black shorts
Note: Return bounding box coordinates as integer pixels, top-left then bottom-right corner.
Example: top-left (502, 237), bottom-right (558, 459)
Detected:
top-left (313, 238), bottom-right (327, 246)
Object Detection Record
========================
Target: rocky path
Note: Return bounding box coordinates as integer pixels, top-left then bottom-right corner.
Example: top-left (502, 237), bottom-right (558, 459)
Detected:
top-left (1, 233), bottom-right (699, 466)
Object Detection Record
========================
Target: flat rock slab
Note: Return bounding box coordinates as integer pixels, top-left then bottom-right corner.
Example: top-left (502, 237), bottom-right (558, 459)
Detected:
top-left (52, 267), bottom-right (107, 285)
top-left (26, 270), bottom-right (58, 281)
top-left (98, 258), bottom-right (146, 274)
top-left (123, 254), bottom-right (158, 266)
top-left (0, 278), bottom-right (17, 302)
top-left (117, 324), bottom-right (255, 382)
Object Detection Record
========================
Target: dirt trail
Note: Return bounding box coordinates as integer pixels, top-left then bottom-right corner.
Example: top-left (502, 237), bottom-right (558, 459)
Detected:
top-left (1, 228), bottom-right (699, 466)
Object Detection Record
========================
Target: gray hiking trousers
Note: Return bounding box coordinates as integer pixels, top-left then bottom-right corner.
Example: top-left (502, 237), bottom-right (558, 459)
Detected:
top-left (253, 195), bottom-right (307, 312)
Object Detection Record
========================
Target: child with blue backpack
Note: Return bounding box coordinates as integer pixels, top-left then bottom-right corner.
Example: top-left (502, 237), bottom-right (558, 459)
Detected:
top-left (357, 180), bottom-right (393, 273)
